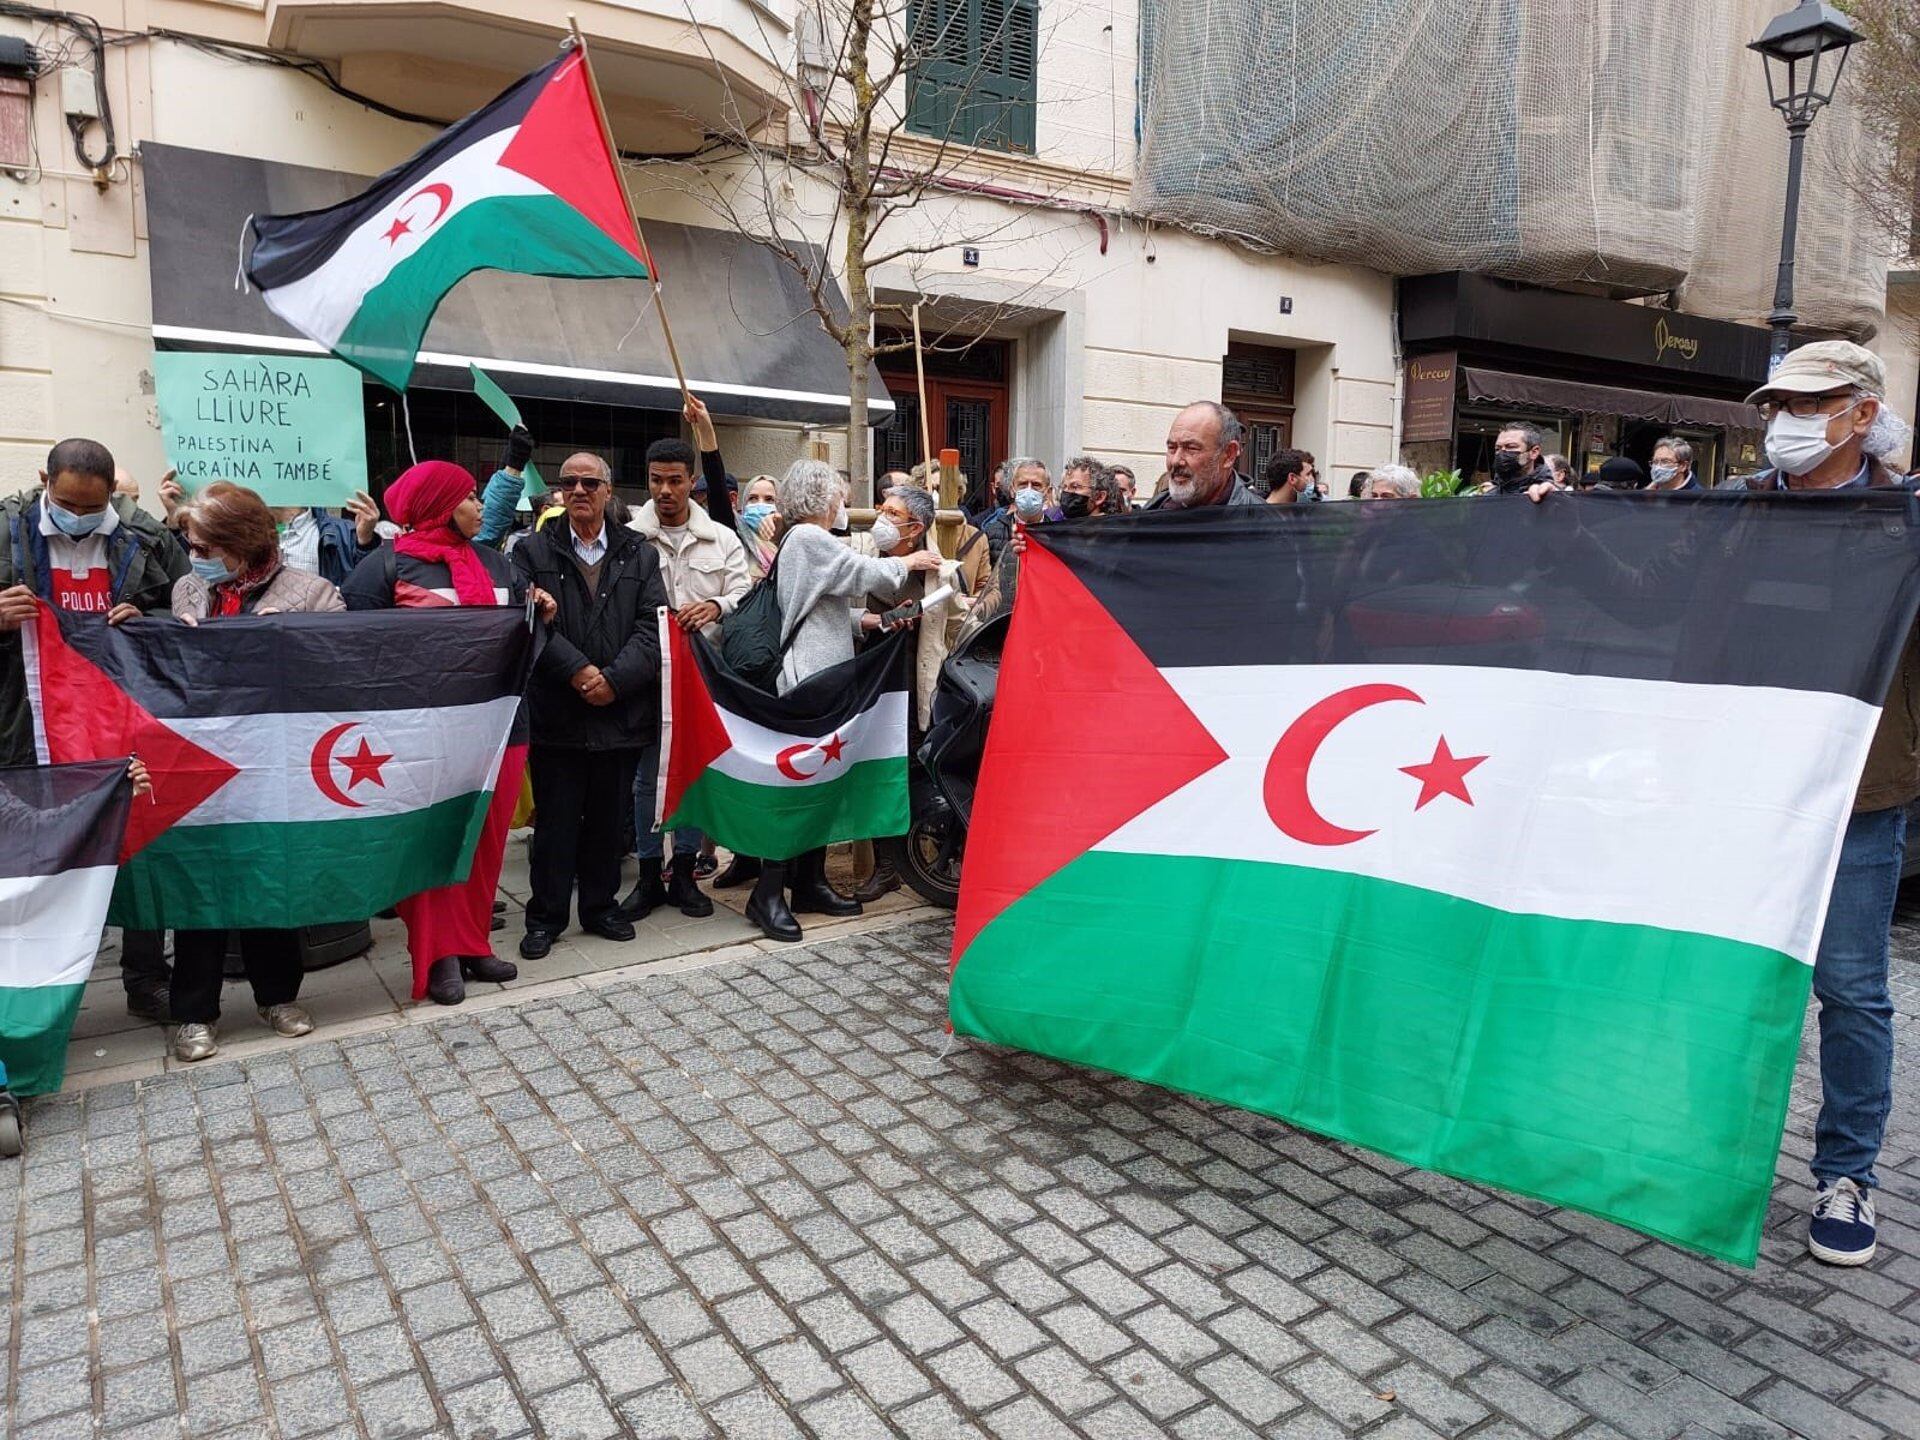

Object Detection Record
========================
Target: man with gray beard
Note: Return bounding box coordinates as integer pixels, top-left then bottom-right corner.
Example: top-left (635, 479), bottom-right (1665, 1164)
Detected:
top-left (1147, 402), bottom-right (1262, 509)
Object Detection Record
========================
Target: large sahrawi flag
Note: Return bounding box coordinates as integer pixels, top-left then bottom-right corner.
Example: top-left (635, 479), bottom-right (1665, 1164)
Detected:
top-left (245, 49), bottom-right (648, 391)
top-left (659, 614), bottom-right (910, 859)
top-left (23, 605), bottom-right (529, 930)
top-left (0, 759), bottom-right (131, 1096)
top-left (951, 493), bottom-right (1920, 1265)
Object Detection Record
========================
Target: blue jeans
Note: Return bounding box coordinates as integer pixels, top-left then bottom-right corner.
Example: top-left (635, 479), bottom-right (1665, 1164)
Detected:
top-left (1812, 804), bottom-right (1907, 1188)
top-left (634, 740), bottom-right (702, 861)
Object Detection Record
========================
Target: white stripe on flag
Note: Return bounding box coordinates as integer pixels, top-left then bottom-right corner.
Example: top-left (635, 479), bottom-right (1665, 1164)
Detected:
top-left (259, 127), bottom-right (545, 349)
top-left (0, 865), bottom-right (115, 988)
top-left (167, 697), bottom-right (519, 827)
top-left (1097, 664), bottom-right (1876, 964)
top-left (709, 693), bottom-right (909, 789)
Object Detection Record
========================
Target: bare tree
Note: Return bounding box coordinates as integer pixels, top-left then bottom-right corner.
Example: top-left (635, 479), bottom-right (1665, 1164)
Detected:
top-left (650, 0), bottom-right (1090, 487)
top-left (1841, 2), bottom-right (1920, 259)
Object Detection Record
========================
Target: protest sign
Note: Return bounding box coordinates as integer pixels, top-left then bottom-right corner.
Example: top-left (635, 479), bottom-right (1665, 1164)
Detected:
top-left (153, 352), bottom-right (366, 506)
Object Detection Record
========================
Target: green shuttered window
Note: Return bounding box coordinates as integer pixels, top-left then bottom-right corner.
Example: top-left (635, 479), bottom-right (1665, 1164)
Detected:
top-left (906, 0), bottom-right (1039, 154)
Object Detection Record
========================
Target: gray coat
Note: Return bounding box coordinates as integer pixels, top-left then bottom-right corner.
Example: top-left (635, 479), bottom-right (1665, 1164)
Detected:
top-left (773, 522), bottom-right (907, 694)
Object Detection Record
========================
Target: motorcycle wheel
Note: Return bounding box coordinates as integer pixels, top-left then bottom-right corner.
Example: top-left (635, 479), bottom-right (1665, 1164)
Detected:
top-left (881, 798), bottom-right (965, 910)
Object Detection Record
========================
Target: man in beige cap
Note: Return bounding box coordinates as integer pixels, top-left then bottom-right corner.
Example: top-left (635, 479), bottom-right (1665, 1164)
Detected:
top-left (1530, 339), bottom-right (1914, 1264)
top-left (1735, 339), bottom-right (1892, 492)
top-left (1736, 340), bottom-right (1914, 1267)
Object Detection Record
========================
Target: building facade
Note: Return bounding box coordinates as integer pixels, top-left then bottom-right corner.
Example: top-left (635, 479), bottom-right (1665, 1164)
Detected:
top-left (0, 0), bottom-right (1400, 508)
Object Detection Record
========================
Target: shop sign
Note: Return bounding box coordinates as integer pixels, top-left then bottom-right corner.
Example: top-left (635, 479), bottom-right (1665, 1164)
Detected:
top-left (154, 351), bottom-right (367, 506)
top-left (1403, 351), bottom-right (1458, 442)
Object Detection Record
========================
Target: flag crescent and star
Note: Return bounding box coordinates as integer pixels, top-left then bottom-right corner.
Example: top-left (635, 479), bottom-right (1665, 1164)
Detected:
top-left (308, 722), bottom-right (396, 810)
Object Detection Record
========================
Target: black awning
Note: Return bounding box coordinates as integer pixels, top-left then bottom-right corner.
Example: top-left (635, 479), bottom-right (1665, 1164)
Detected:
top-left (140, 141), bottom-right (892, 428)
top-left (1462, 367), bottom-right (1764, 431)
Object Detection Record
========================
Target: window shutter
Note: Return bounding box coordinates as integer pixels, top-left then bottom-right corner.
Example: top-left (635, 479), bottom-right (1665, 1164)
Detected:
top-left (907, 0), bottom-right (1038, 155)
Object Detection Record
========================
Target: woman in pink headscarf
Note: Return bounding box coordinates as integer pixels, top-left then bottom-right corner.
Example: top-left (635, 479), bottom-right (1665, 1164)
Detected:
top-left (342, 461), bottom-right (555, 1005)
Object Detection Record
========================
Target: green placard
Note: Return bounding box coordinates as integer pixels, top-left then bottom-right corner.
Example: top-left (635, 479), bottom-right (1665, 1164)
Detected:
top-left (152, 351), bottom-right (367, 506)
top-left (468, 364), bottom-right (543, 508)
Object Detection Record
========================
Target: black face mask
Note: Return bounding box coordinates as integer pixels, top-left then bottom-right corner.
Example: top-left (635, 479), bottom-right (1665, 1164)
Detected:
top-left (1058, 491), bottom-right (1092, 519)
top-left (1490, 451), bottom-right (1525, 482)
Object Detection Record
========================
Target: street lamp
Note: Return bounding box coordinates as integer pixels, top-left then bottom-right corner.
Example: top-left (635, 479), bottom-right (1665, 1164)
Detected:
top-left (1750, 1), bottom-right (1863, 368)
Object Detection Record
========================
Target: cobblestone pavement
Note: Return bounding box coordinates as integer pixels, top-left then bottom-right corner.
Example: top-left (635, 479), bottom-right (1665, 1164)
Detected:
top-left (7, 911), bottom-right (1920, 1439)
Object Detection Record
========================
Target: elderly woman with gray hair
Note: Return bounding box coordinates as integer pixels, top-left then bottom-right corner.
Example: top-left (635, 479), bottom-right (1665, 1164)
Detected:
top-left (742, 460), bottom-right (941, 942)
top-left (1362, 464), bottom-right (1422, 500)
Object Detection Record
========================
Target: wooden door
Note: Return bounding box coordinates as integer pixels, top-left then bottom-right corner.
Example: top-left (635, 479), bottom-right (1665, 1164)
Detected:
top-left (879, 371), bottom-right (1009, 510)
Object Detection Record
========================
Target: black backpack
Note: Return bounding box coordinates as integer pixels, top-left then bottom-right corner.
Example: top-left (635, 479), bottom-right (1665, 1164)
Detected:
top-left (719, 538), bottom-right (796, 690)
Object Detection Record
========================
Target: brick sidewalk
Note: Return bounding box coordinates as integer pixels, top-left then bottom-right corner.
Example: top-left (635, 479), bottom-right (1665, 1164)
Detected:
top-left (6, 913), bottom-right (1920, 1439)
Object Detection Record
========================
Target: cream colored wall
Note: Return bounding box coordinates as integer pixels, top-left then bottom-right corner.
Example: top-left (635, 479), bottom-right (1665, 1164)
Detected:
top-left (1880, 280), bottom-right (1920, 473)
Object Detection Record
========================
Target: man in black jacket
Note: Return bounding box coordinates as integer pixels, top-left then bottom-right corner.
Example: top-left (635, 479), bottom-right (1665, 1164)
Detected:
top-left (510, 452), bottom-right (669, 959)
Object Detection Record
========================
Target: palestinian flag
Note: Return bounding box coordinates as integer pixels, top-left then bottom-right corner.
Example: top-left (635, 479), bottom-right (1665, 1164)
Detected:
top-left (659, 615), bottom-right (910, 859)
top-left (246, 49), bottom-right (648, 391)
top-left (951, 494), bottom-right (1920, 1265)
top-left (24, 604), bottom-right (529, 930)
top-left (0, 759), bottom-right (131, 1096)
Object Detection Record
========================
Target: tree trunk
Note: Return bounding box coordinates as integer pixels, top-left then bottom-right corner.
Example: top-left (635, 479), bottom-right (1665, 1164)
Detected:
top-left (841, 0), bottom-right (876, 499)
top-left (846, 338), bottom-right (871, 500)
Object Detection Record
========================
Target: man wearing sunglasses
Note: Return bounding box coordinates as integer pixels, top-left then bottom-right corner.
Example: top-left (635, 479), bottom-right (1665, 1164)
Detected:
top-left (510, 452), bottom-right (669, 961)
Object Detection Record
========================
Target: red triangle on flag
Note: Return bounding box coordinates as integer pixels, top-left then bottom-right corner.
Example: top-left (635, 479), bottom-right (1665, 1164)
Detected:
top-left (30, 605), bottom-right (240, 860)
top-left (951, 542), bottom-right (1229, 966)
top-left (499, 51), bottom-right (647, 265)
top-left (660, 618), bottom-right (732, 825)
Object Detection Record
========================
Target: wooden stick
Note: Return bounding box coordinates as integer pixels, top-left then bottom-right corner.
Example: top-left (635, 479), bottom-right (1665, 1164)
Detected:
top-left (911, 301), bottom-right (933, 474)
top-left (567, 15), bottom-right (690, 399)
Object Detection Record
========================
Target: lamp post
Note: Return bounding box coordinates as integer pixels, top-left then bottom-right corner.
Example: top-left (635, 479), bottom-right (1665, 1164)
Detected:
top-left (1750, 2), bottom-right (1863, 369)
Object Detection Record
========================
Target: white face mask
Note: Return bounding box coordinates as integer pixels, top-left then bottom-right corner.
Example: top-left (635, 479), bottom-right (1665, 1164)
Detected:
top-left (833, 503), bottom-right (850, 530)
top-left (868, 516), bottom-right (901, 553)
top-left (1766, 401), bottom-right (1859, 477)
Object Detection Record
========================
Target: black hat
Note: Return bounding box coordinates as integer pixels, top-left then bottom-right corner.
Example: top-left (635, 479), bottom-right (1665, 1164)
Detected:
top-left (1597, 456), bottom-right (1648, 490)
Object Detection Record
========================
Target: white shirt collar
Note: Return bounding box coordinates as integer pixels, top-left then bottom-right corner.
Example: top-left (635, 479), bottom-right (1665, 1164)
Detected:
top-left (570, 520), bottom-right (608, 562)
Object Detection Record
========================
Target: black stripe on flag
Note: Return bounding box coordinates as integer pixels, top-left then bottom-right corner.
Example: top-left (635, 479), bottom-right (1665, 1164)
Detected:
top-left (245, 56), bottom-right (560, 290)
top-left (1038, 490), bottom-right (1920, 703)
top-left (0, 758), bottom-right (130, 879)
top-left (48, 608), bottom-right (531, 719)
top-left (691, 627), bottom-right (911, 734)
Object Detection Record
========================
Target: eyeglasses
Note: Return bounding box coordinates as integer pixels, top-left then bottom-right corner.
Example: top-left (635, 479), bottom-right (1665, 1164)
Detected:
top-left (1762, 392), bottom-right (1859, 420)
top-left (558, 475), bottom-right (607, 492)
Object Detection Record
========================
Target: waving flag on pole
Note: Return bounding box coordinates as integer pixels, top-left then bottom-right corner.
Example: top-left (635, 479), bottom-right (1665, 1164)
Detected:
top-left (23, 605), bottom-right (529, 930)
top-left (245, 47), bottom-right (650, 391)
top-left (952, 494), bottom-right (1920, 1265)
top-left (0, 759), bottom-right (131, 1096)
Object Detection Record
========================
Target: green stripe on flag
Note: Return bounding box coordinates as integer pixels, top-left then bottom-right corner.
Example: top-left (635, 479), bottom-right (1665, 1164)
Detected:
top-left (338, 197), bottom-right (649, 390)
top-left (668, 758), bottom-right (908, 860)
top-left (107, 792), bottom-right (490, 930)
top-left (950, 851), bottom-right (1810, 1265)
top-left (0, 983), bottom-right (86, 1098)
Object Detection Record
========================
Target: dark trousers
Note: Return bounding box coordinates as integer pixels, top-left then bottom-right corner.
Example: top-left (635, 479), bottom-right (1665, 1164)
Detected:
top-left (120, 929), bottom-right (170, 998)
top-left (527, 746), bottom-right (639, 934)
top-left (172, 929), bottom-right (303, 1026)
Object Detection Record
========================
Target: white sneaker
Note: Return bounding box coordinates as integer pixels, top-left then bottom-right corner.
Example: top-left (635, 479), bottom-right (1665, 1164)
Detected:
top-left (173, 1023), bottom-right (218, 1063)
top-left (258, 1004), bottom-right (315, 1038)
top-left (1809, 1177), bottom-right (1878, 1266)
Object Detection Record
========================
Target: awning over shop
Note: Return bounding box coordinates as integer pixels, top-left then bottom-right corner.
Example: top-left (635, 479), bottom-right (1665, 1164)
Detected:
top-left (140, 141), bottom-right (892, 428)
top-left (1462, 368), bottom-right (1763, 431)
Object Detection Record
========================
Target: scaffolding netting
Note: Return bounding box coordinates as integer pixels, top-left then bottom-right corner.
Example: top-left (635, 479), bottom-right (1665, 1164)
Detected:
top-left (1134, 0), bottom-right (1886, 338)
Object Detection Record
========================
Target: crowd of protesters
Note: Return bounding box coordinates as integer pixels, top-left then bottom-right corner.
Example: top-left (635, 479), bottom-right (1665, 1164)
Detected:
top-left (2, 339), bottom-right (1917, 1273)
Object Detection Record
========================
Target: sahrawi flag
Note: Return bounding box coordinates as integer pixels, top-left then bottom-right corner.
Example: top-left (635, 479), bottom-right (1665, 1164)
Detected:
top-left (245, 47), bottom-right (648, 391)
top-left (952, 494), bottom-right (1920, 1265)
top-left (0, 759), bottom-right (131, 1096)
top-left (23, 604), bottom-right (529, 930)
top-left (658, 614), bottom-right (910, 859)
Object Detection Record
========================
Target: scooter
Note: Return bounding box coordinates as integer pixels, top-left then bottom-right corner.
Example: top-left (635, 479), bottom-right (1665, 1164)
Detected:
top-left (875, 603), bottom-right (1009, 908)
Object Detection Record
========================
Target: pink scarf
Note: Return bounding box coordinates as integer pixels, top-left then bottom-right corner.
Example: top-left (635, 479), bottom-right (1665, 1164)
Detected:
top-left (384, 461), bottom-right (496, 607)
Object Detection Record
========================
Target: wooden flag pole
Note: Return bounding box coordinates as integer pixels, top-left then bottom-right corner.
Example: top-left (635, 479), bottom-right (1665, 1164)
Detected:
top-left (911, 301), bottom-right (933, 474)
top-left (567, 15), bottom-right (690, 400)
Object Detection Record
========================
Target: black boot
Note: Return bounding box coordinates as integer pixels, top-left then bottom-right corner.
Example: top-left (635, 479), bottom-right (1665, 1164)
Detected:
top-left (712, 852), bottom-right (761, 889)
top-left (788, 847), bottom-right (862, 917)
top-left (746, 863), bottom-right (802, 942)
top-left (427, 956), bottom-right (465, 1006)
top-left (853, 858), bottom-right (902, 903)
top-left (668, 854), bottom-right (715, 918)
top-left (462, 954), bottom-right (518, 983)
top-left (616, 859), bottom-right (668, 921)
